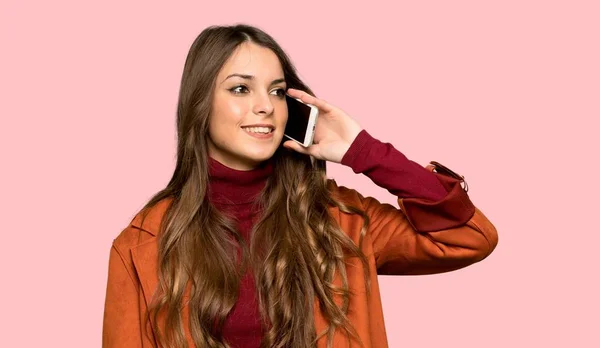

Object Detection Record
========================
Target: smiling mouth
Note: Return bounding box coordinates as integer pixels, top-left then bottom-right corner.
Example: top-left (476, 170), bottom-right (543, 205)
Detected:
top-left (241, 126), bottom-right (275, 134)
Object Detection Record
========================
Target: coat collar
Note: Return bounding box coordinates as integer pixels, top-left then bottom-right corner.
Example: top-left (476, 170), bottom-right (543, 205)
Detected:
top-left (130, 197), bottom-right (175, 236)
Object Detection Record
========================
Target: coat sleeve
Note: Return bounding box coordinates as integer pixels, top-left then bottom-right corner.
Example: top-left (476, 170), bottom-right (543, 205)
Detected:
top-left (102, 244), bottom-right (144, 347)
top-left (358, 167), bottom-right (499, 275)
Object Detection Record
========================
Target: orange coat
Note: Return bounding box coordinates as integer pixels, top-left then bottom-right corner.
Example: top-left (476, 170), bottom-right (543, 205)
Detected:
top-left (102, 164), bottom-right (498, 347)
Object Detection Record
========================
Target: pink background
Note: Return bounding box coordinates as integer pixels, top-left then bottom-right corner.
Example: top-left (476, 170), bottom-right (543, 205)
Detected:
top-left (2, 0), bottom-right (598, 347)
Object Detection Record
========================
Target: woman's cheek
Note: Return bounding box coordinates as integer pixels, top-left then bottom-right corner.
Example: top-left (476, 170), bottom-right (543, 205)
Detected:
top-left (224, 98), bottom-right (248, 121)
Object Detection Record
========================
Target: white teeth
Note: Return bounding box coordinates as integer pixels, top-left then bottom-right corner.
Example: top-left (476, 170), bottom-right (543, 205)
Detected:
top-left (243, 126), bottom-right (272, 134)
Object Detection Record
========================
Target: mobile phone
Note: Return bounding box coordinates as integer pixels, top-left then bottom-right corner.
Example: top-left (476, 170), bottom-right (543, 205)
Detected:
top-left (284, 94), bottom-right (319, 147)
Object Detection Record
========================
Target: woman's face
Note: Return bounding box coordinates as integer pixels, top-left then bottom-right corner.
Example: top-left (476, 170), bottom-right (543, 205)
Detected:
top-left (207, 42), bottom-right (288, 170)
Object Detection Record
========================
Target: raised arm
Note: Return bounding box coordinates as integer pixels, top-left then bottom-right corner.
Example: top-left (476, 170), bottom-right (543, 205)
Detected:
top-left (340, 130), bottom-right (498, 275)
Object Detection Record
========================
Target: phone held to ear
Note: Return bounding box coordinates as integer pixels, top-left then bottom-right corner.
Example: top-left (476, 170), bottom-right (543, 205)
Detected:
top-left (284, 94), bottom-right (319, 147)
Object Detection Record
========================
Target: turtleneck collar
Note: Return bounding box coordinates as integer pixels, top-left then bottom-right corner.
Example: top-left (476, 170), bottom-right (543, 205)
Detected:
top-left (207, 156), bottom-right (274, 205)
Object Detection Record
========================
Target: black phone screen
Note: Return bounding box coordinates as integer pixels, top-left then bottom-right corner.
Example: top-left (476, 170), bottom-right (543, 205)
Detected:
top-left (284, 94), bottom-right (312, 143)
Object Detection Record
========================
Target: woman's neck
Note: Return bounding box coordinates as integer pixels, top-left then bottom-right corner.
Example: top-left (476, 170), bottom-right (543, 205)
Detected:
top-left (207, 156), bottom-right (273, 205)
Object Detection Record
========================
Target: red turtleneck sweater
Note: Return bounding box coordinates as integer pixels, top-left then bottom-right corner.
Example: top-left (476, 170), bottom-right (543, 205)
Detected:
top-left (207, 129), bottom-right (450, 347)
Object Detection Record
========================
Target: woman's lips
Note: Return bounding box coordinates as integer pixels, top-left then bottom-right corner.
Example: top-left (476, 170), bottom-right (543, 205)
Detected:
top-left (242, 127), bottom-right (274, 139)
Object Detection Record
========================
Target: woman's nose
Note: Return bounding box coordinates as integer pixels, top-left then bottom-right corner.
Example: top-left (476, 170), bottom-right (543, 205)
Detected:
top-left (252, 92), bottom-right (274, 115)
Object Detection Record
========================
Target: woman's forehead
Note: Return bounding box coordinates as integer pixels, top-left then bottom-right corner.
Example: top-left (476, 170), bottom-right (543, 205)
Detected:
top-left (219, 43), bottom-right (283, 81)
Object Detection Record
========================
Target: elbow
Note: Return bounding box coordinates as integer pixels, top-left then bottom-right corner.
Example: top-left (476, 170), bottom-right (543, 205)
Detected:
top-left (468, 207), bottom-right (499, 262)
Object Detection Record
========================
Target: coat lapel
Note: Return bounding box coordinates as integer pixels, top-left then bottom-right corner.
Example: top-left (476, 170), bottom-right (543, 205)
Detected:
top-left (129, 198), bottom-right (173, 309)
top-left (131, 239), bottom-right (160, 309)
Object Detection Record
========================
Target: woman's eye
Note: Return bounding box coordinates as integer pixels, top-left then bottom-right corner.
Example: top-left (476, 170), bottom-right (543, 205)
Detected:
top-left (229, 86), bottom-right (286, 97)
top-left (229, 85), bottom-right (248, 94)
top-left (272, 88), bottom-right (286, 98)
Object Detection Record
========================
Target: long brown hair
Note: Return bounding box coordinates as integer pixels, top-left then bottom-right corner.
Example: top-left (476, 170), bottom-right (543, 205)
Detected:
top-left (138, 24), bottom-right (372, 348)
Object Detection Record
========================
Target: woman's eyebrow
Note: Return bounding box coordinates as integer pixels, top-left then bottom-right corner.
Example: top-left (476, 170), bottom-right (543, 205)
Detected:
top-left (222, 73), bottom-right (285, 86)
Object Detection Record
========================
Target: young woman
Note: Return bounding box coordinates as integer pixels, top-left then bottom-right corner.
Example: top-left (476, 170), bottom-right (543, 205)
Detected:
top-left (102, 24), bottom-right (498, 348)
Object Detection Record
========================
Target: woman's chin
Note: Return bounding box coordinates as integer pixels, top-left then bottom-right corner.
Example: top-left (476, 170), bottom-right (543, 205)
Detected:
top-left (239, 148), bottom-right (276, 164)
